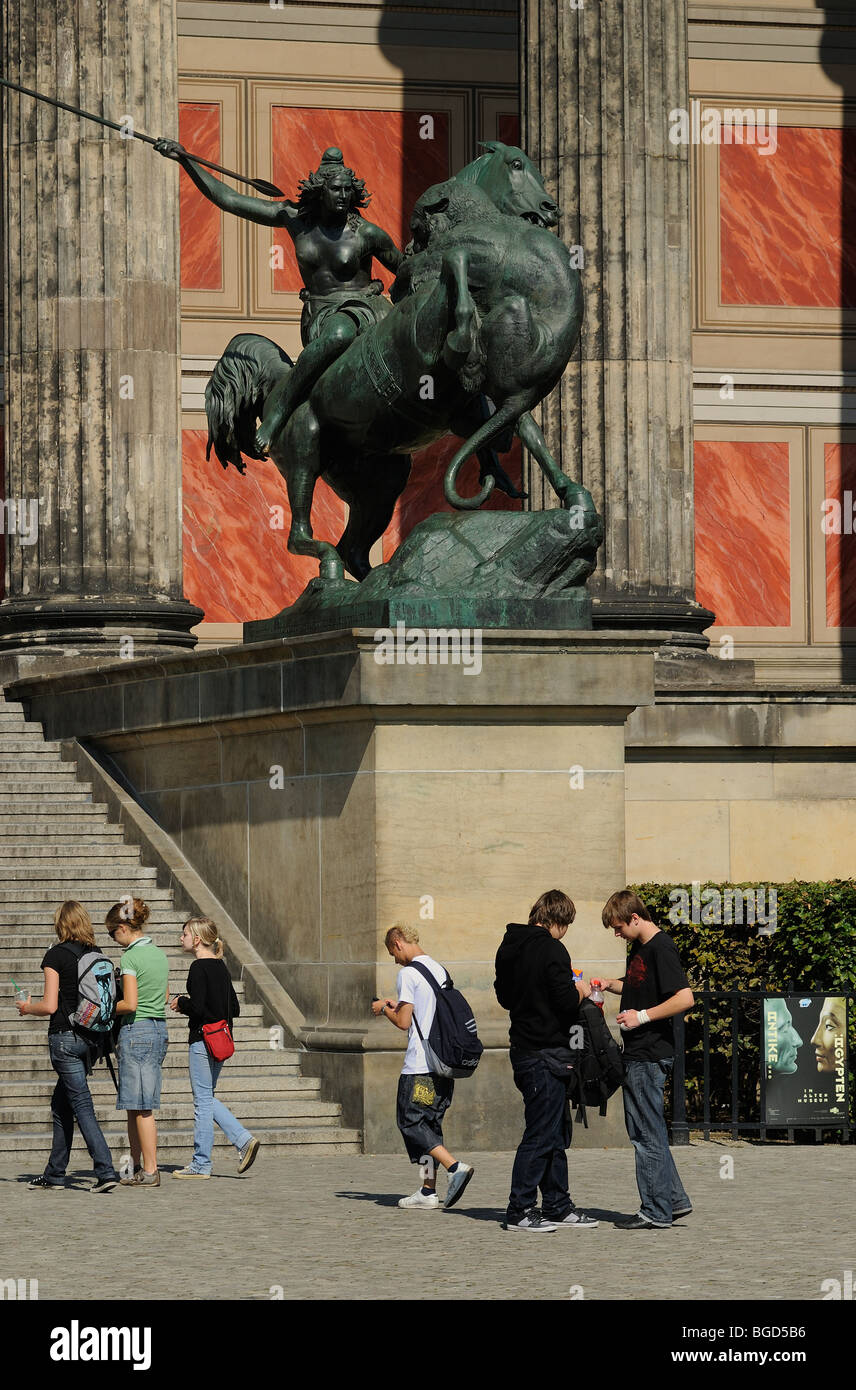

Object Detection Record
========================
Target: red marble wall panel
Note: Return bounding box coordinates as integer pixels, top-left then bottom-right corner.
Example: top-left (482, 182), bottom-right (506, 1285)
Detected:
top-left (178, 103), bottom-right (223, 291)
top-left (720, 128), bottom-right (856, 308)
top-left (824, 442), bottom-right (856, 627)
top-left (694, 440), bottom-right (791, 627)
top-left (496, 113), bottom-right (520, 147)
top-left (382, 436), bottom-right (524, 561)
top-left (182, 428), bottom-right (344, 622)
top-left (270, 108), bottom-right (450, 293)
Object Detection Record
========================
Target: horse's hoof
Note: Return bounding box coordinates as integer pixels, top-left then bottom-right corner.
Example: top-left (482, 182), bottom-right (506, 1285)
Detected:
top-left (320, 553), bottom-right (345, 583)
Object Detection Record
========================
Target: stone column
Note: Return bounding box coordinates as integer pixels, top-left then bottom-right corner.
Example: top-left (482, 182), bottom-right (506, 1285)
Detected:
top-left (520, 0), bottom-right (713, 643)
top-left (0, 0), bottom-right (202, 664)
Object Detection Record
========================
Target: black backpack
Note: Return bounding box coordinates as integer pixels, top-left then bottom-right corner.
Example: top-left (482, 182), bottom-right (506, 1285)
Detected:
top-left (408, 959), bottom-right (484, 1079)
top-left (567, 999), bottom-right (625, 1125)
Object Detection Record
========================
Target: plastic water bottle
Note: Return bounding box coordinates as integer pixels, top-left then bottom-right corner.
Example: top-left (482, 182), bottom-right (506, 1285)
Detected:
top-left (589, 979), bottom-right (604, 1010)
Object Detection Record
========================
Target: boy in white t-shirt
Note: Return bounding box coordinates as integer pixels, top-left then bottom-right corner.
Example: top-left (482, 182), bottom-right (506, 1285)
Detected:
top-left (372, 923), bottom-right (474, 1210)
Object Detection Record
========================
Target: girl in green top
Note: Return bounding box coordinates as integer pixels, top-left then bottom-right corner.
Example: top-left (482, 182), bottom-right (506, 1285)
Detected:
top-left (108, 896), bottom-right (169, 1187)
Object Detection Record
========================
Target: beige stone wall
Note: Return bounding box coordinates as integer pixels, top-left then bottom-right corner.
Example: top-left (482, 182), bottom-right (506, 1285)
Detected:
top-left (104, 711), bottom-right (633, 1036)
top-left (625, 697), bottom-right (856, 885)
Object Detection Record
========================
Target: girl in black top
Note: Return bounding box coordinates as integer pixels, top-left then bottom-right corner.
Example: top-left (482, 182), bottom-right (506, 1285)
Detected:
top-left (168, 917), bottom-right (260, 1178)
top-left (16, 901), bottom-right (119, 1191)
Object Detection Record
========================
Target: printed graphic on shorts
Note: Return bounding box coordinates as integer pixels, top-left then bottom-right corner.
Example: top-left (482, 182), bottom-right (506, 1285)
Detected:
top-left (412, 1078), bottom-right (436, 1107)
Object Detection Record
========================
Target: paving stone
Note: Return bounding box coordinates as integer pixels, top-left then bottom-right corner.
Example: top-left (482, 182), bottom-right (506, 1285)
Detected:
top-left (0, 1143), bottom-right (852, 1301)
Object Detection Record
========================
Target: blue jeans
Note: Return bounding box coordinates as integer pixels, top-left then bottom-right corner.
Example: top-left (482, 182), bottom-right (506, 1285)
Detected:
top-left (507, 1049), bottom-right (574, 1222)
top-left (45, 1032), bottom-right (118, 1184)
top-left (622, 1058), bottom-right (691, 1226)
top-left (188, 1041), bottom-right (252, 1173)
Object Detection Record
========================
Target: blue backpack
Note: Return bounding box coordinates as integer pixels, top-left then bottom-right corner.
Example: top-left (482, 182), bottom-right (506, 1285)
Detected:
top-left (408, 959), bottom-right (483, 1079)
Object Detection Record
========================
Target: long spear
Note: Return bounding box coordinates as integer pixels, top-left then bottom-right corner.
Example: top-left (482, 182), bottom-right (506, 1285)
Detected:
top-left (0, 74), bottom-right (285, 197)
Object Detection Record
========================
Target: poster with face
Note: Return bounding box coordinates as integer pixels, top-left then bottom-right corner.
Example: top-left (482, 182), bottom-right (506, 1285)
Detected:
top-left (761, 995), bottom-right (849, 1127)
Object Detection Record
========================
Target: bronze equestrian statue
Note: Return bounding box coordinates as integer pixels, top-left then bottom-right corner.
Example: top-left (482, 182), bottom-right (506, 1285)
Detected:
top-left (157, 139), bottom-right (587, 583)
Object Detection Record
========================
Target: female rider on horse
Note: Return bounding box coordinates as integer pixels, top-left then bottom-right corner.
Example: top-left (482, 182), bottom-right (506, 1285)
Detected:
top-left (154, 141), bottom-right (403, 452)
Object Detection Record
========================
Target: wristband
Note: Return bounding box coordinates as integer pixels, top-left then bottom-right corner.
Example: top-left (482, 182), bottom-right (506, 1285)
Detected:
top-left (638, 1008), bottom-right (651, 1025)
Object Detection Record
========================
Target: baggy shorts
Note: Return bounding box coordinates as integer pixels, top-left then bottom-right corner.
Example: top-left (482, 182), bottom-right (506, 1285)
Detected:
top-left (396, 1072), bottom-right (454, 1162)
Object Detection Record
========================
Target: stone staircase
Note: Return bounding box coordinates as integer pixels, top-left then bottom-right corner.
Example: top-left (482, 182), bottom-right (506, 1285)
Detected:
top-left (0, 693), bottom-right (361, 1166)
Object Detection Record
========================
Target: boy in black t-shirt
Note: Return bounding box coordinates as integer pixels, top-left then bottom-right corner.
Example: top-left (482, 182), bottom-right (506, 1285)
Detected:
top-left (597, 890), bottom-right (694, 1229)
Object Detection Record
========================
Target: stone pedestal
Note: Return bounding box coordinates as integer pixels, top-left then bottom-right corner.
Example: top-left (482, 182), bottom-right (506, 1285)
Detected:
top-left (520, 0), bottom-right (713, 645)
top-left (0, 0), bottom-right (201, 667)
top-left (11, 629), bottom-right (659, 1150)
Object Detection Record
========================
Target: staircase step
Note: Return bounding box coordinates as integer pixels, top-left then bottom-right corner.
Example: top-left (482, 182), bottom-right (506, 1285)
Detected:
top-left (0, 789), bottom-right (95, 802)
top-left (0, 1125), bottom-right (363, 1157)
top-left (0, 912), bottom-right (188, 926)
top-left (0, 763), bottom-right (81, 775)
top-left (0, 808), bottom-right (112, 821)
top-left (0, 1099), bottom-right (342, 1129)
top-left (3, 1050), bottom-right (302, 1073)
top-left (0, 737), bottom-right (65, 752)
top-left (0, 1071), bottom-right (313, 1102)
top-left (0, 1017), bottom-right (268, 1046)
top-left (0, 863), bottom-right (158, 880)
top-left (0, 845), bottom-right (141, 859)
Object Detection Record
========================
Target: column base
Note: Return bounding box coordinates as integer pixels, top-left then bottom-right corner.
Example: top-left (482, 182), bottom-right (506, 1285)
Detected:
top-left (0, 595), bottom-right (203, 680)
top-left (591, 593), bottom-right (715, 648)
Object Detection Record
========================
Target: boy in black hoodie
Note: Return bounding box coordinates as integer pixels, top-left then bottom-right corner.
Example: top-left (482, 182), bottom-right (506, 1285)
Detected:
top-left (494, 889), bottom-right (598, 1233)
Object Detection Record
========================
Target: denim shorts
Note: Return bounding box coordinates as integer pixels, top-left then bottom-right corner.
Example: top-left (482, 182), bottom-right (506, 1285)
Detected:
top-left (396, 1072), bottom-right (454, 1163)
top-left (116, 1018), bottom-right (169, 1110)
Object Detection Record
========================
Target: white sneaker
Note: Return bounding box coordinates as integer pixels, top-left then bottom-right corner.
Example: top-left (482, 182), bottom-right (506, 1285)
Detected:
top-left (398, 1189), bottom-right (440, 1209)
top-left (444, 1162), bottom-right (474, 1209)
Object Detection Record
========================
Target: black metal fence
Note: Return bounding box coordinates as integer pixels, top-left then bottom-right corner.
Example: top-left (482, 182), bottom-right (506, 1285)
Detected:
top-left (669, 988), bottom-right (853, 1144)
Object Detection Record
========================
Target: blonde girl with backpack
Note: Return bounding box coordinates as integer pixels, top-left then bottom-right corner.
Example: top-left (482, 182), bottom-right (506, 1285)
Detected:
top-left (16, 901), bottom-right (120, 1193)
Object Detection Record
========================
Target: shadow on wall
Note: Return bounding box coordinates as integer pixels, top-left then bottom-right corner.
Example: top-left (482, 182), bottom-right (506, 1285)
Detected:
top-left (820, 5), bottom-right (856, 680)
top-left (378, 0), bottom-right (525, 544)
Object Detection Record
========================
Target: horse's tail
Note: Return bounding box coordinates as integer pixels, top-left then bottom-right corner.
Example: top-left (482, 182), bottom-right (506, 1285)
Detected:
top-left (443, 395), bottom-right (527, 510)
top-left (205, 333), bottom-right (292, 472)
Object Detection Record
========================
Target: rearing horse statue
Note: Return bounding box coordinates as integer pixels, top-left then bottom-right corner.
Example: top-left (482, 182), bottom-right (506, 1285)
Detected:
top-left (205, 145), bottom-right (589, 582)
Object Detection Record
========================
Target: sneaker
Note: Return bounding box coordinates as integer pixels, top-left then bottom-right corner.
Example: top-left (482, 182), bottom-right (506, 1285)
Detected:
top-left (28, 1175), bottom-right (64, 1190)
top-left (672, 1204), bottom-right (693, 1218)
top-left (398, 1189), bottom-right (440, 1209)
top-left (90, 1177), bottom-right (118, 1194)
top-left (505, 1208), bottom-right (556, 1233)
top-left (120, 1165), bottom-right (142, 1187)
top-left (172, 1166), bottom-right (211, 1180)
top-left (132, 1169), bottom-right (160, 1188)
top-left (615, 1215), bottom-right (669, 1229)
top-left (550, 1209), bottom-right (599, 1229)
top-left (444, 1162), bottom-right (474, 1210)
top-left (237, 1137), bottom-right (260, 1175)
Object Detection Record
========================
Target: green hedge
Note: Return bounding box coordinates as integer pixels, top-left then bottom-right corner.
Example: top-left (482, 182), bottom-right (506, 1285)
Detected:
top-left (628, 880), bottom-right (856, 1133)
